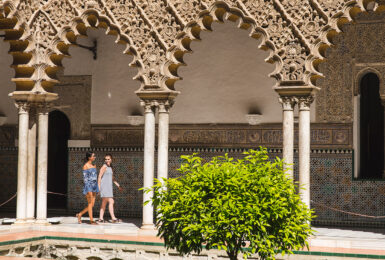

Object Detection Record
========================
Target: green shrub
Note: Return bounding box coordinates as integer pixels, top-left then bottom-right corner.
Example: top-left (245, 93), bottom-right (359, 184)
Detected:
top-left (145, 148), bottom-right (314, 260)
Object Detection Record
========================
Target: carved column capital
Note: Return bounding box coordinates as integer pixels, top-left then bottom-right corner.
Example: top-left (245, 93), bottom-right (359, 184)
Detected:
top-left (35, 102), bottom-right (53, 114)
top-left (279, 96), bottom-right (297, 111)
top-left (140, 100), bottom-right (158, 113)
top-left (298, 95), bottom-right (314, 111)
top-left (158, 100), bottom-right (174, 114)
top-left (15, 102), bottom-right (30, 114)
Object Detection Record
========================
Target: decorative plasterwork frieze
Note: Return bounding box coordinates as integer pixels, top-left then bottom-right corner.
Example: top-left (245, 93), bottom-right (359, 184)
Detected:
top-left (91, 123), bottom-right (353, 149)
top-left (0, 0), bottom-right (380, 98)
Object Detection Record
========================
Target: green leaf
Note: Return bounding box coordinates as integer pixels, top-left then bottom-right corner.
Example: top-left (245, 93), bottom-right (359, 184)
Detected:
top-left (145, 148), bottom-right (314, 259)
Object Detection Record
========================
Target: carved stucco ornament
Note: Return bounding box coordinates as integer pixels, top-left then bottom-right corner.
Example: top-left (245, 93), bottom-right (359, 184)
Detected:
top-left (0, 0), bottom-right (380, 101)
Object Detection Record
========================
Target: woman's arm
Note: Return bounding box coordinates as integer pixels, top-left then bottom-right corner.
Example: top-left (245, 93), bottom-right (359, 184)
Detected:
top-left (112, 173), bottom-right (123, 191)
top-left (98, 165), bottom-right (107, 190)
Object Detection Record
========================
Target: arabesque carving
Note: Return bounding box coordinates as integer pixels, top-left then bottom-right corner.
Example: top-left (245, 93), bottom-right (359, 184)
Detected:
top-left (0, 0), bottom-right (381, 99)
top-left (316, 11), bottom-right (385, 122)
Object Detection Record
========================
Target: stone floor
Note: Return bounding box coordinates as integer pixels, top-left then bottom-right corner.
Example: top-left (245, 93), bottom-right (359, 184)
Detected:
top-left (0, 217), bottom-right (383, 259)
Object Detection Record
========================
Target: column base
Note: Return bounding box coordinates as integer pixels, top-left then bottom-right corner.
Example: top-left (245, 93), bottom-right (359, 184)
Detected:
top-left (25, 218), bottom-right (35, 224)
top-left (140, 223), bottom-right (156, 230)
top-left (139, 224), bottom-right (157, 236)
top-left (34, 219), bottom-right (51, 225)
top-left (12, 219), bottom-right (28, 225)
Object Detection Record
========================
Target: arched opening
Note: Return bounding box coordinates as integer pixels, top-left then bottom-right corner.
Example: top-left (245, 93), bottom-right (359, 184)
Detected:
top-left (359, 73), bottom-right (384, 179)
top-left (171, 21), bottom-right (277, 124)
top-left (48, 110), bottom-right (70, 209)
top-left (61, 28), bottom-right (142, 218)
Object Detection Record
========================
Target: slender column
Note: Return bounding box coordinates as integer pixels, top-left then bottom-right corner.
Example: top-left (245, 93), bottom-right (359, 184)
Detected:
top-left (141, 101), bottom-right (156, 230)
top-left (298, 96), bottom-right (314, 209)
top-left (279, 96), bottom-right (296, 179)
top-left (157, 102), bottom-right (171, 184)
top-left (26, 115), bottom-right (37, 222)
top-left (36, 104), bottom-right (50, 224)
top-left (15, 103), bottom-right (30, 224)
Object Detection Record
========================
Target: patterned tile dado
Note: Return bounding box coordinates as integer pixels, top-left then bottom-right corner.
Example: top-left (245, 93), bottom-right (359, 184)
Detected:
top-left (68, 148), bottom-right (144, 217)
top-left (0, 147), bottom-right (18, 208)
top-left (67, 147), bottom-right (381, 226)
top-left (1, 146), bottom-right (385, 226)
top-left (91, 124), bottom-right (353, 149)
top-left (0, 127), bottom-right (16, 146)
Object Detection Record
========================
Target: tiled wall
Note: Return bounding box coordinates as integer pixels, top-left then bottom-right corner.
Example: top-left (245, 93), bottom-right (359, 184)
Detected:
top-left (0, 147), bottom-right (17, 208)
top-left (1, 146), bottom-right (385, 226)
top-left (68, 148), bottom-right (144, 217)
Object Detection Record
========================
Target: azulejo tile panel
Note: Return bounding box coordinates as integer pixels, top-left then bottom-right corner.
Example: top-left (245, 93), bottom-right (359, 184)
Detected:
top-left (0, 147), bottom-right (17, 208)
top-left (1, 145), bottom-right (384, 226)
top-left (68, 147), bottom-right (385, 225)
top-left (68, 148), bottom-right (144, 217)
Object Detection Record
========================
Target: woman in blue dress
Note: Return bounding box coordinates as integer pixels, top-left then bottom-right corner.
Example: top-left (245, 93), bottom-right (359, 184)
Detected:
top-left (76, 151), bottom-right (99, 225)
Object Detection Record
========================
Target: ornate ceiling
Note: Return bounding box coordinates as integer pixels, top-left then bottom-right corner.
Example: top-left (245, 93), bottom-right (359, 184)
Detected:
top-left (0, 0), bottom-right (379, 99)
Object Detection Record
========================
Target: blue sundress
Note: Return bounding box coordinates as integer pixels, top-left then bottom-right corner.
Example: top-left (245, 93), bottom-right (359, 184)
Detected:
top-left (82, 168), bottom-right (99, 195)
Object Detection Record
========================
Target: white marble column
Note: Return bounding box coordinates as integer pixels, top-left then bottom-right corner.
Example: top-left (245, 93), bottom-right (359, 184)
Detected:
top-left (26, 118), bottom-right (37, 222)
top-left (15, 103), bottom-right (30, 224)
top-left (279, 96), bottom-right (296, 179)
top-left (141, 102), bottom-right (156, 230)
top-left (36, 105), bottom-right (50, 224)
top-left (298, 96), bottom-right (313, 209)
top-left (157, 102), bottom-right (171, 184)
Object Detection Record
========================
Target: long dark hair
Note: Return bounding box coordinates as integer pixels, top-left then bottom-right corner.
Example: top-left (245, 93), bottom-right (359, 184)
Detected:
top-left (104, 154), bottom-right (114, 170)
top-left (85, 151), bottom-right (94, 163)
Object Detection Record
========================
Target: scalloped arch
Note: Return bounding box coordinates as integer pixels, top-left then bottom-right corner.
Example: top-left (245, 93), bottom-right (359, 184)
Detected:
top-left (162, 2), bottom-right (283, 91)
top-left (48, 10), bottom-right (145, 92)
top-left (0, 0), bottom-right (37, 92)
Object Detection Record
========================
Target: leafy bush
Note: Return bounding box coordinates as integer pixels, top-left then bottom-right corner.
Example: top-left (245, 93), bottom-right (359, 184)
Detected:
top-left (146, 148), bottom-right (314, 260)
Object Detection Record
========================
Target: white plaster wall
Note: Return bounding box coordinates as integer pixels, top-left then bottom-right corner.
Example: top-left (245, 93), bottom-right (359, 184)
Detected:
top-left (63, 22), bottom-right (284, 124)
top-left (172, 22), bottom-right (279, 124)
top-left (63, 29), bottom-right (140, 125)
top-left (0, 21), bottom-right (316, 125)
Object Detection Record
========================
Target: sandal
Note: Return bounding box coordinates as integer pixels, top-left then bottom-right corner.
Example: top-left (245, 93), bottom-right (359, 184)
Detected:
top-left (96, 219), bottom-right (106, 224)
top-left (76, 214), bottom-right (82, 224)
top-left (110, 218), bottom-right (122, 223)
top-left (90, 221), bottom-right (98, 225)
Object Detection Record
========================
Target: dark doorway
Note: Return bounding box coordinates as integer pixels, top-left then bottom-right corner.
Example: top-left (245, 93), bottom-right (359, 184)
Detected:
top-left (48, 110), bottom-right (70, 208)
top-left (360, 73), bottom-right (384, 179)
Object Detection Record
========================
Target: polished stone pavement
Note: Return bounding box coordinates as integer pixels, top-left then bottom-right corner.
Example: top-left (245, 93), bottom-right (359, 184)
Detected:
top-left (0, 217), bottom-right (384, 259)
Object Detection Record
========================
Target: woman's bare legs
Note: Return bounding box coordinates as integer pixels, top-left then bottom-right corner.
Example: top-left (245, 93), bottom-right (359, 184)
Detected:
top-left (88, 192), bottom-right (97, 223)
top-left (77, 192), bottom-right (96, 223)
top-left (108, 198), bottom-right (117, 220)
top-left (99, 198), bottom-right (108, 220)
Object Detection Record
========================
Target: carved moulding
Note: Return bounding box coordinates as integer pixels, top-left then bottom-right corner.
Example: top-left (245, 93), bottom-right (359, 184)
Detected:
top-left (91, 123), bottom-right (353, 149)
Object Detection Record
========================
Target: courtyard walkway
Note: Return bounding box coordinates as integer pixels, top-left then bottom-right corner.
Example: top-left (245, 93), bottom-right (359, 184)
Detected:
top-left (0, 218), bottom-right (383, 259)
